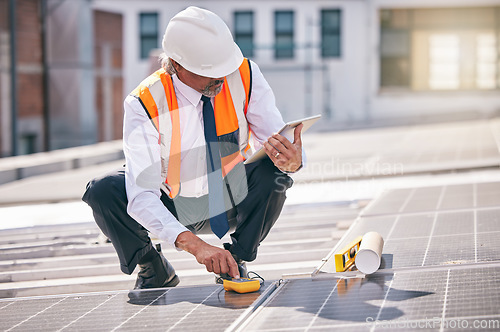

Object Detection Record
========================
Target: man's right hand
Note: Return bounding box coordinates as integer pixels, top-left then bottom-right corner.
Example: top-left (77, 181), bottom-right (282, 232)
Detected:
top-left (174, 231), bottom-right (240, 278)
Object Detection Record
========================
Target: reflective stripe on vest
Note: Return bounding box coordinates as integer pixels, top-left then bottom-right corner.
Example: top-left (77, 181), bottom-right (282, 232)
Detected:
top-left (130, 59), bottom-right (252, 198)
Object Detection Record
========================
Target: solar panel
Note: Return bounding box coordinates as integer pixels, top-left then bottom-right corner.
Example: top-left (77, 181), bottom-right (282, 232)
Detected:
top-left (3, 175), bottom-right (500, 331)
top-left (362, 182), bottom-right (500, 217)
top-left (237, 264), bottom-right (500, 331)
top-left (252, 181), bottom-right (498, 331)
top-left (238, 264), bottom-right (500, 331)
top-left (320, 206), bottom-right (500, 272)
top-left (0, 284), bottom-right (271, 331)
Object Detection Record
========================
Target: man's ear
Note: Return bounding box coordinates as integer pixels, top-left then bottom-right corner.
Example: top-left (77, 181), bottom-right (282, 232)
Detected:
top-left (172, 60), bottom-right (182, 73)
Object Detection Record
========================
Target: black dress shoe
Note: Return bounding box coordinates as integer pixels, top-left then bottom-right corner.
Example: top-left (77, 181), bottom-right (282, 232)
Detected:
top-left (134, 246), bottom-right (180, 289)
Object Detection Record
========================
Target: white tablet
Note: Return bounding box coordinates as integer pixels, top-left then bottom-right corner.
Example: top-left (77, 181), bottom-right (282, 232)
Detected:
top-left (244, 114), bottom-right (321, 164)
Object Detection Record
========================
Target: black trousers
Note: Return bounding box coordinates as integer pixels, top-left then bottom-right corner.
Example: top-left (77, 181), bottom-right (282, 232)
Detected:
top-left (82, 159), bottom-right (293, 275)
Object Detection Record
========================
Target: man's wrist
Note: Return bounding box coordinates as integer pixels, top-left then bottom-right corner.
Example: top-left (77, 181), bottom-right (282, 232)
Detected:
top-left (175, 231), bottom-right (203, 255)
top-left (282, 161), bottom-right (303, 174)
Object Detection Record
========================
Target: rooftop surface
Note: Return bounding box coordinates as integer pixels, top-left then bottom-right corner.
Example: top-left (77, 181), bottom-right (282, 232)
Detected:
top-left (1, 118), bottom-right (500, 331)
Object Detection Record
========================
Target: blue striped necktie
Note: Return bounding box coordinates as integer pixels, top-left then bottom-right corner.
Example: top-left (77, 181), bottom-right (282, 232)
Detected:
top-left (201, 95), bottom-right (230, 239)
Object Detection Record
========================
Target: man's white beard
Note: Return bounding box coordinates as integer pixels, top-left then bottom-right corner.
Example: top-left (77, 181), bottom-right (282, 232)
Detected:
top-left (201, 82), bottom-right (224, 97)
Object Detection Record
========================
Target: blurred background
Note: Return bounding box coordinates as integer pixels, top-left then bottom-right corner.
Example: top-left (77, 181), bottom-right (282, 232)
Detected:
top-left (1, 0), bottom-right (499, 157)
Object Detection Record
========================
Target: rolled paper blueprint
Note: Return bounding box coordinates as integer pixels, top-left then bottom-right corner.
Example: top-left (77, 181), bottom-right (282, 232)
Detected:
top-left (355, 231), bottom-right (384, 274)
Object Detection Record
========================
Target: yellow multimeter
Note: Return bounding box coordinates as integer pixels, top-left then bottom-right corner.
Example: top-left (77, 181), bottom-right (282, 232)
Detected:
top-left (223, 278), bottom-right (261, 293)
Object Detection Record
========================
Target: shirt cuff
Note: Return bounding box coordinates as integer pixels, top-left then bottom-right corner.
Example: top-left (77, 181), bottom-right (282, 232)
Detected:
top-left (157, 224), bottom-right (190, 251)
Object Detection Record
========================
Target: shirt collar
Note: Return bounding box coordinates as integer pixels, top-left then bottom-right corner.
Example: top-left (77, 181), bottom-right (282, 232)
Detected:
top-left (172, 74), bottom-right (204, 107)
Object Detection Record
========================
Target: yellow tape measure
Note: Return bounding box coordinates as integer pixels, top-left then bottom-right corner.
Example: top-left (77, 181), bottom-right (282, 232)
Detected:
top-left (334, 236), bottom-right (363, 272)
top-left (223, 278), bottom-right (261, 293)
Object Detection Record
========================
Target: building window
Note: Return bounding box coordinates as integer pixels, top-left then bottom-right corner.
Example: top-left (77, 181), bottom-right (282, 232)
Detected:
top-left (139, 13), bottom-right (158, 59)
top-left (234, 11), bottom-right (254, 58)
top-left (476, 33), bottom-right (497, 89)
top-left (19, 133), bottom-right (37, 155)
top-left (274, 11), bottom-right (294, 59)
top-left (380, 10), bottom-right (411, 88)
top-left (380, 7), bottom-right (500, 91)
top-left (428, 34), bottom-right (460, 90)
top-left (321, 9), bottom-right (341, 57)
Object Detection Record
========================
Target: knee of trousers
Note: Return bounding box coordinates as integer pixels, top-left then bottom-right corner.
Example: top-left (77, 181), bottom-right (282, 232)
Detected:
top-left (82, 173), bottom-right (126, 210)
top-left (269, 172), bottom-right (293, 194)
top-left (251, 160), bottom-right (294, 195)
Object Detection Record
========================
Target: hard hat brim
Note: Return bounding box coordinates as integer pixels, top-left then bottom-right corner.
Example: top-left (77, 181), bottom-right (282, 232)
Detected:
top-left (180, 42), bottom-right (244, 79)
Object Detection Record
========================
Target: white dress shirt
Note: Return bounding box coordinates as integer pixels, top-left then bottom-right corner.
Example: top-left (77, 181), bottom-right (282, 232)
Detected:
top-left (123, 60), bottom-right (287, 249)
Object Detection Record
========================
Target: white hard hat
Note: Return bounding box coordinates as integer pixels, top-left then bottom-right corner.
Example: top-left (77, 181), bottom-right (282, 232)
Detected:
top-left (162, 6), bottom-right (244, 78)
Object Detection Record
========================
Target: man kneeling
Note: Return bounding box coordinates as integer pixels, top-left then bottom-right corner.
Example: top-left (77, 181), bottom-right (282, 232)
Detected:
top-left (83, 6), bottom-right (303, 289)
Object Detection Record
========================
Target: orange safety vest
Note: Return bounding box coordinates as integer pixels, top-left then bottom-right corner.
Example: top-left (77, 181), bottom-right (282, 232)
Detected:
top-left (130, 59), bottom-right (252, 198)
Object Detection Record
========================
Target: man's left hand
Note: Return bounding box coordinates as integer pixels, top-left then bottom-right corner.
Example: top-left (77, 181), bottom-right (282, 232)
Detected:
top-left (264, 123), bottom-right (303, 173)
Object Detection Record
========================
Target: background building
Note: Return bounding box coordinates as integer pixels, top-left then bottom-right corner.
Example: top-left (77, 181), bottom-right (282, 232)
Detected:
top-left (0, 0), bottom-right (123, 157)
top-left (1, 0), bottom-right (500, 157)
top-left (94, 0), bottom-right (500, 130)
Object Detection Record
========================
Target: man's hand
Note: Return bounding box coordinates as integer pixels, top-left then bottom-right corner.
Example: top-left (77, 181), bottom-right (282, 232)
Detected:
top-left (174, 231), bottom-right (240, 278)
top-left (264, 123), bottom-right (303, 173)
